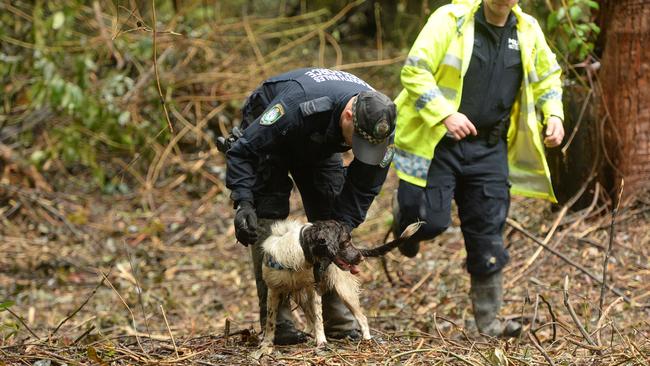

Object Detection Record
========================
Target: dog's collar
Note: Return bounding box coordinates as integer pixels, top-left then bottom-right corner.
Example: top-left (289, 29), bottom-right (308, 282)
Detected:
top-left (265, 224), bottom-right (313, 272)
top-left (265, 254), bottom-right (288, 271)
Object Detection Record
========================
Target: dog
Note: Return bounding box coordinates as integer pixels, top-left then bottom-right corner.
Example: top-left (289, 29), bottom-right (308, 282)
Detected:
top-left (255, 219), bottom-right (420, 356)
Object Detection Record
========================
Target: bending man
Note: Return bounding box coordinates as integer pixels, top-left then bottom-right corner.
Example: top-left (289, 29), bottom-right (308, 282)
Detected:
top-left (225, 68), bottom-right (396, 344)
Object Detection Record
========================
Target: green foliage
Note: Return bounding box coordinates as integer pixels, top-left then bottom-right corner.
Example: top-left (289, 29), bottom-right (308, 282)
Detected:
top-left (2, 1), bottom-right (169, 188)
top-left (1, 0), bottom-right (598, 192)
top-left (545, 0), bottom-right (600, 63)
top-left (0, 300), bottom-right (15, 311)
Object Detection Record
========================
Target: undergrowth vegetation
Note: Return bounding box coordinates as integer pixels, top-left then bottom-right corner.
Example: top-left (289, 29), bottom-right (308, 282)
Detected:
top-left (1, 0), bottom-right (599, 191)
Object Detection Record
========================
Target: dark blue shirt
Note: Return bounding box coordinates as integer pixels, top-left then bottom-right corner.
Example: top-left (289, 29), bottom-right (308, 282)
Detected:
top-left (458, 5), bottom-right (523, 128)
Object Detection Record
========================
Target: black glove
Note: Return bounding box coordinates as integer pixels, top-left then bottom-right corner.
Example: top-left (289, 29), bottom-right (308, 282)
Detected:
top-left (234, 201), bottom-right (258, 246)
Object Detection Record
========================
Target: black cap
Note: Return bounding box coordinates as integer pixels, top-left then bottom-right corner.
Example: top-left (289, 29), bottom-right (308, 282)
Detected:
top-left (351, 91), bottom-right (396, 166)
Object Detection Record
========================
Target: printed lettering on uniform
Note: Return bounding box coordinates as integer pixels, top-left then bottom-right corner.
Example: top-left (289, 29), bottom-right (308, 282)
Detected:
top-left (508, 38), bottom-right (519, 51)
top-left (304, 69), bottom-right (374, 90)
top-left (260, 103), bottom-right (284, 125)
top-left (379, 145), bottom-right (395, 168)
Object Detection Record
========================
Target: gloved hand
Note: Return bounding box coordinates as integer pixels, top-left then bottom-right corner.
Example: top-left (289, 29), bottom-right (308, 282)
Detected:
top-left (234, 201), bottom-right (258, 246)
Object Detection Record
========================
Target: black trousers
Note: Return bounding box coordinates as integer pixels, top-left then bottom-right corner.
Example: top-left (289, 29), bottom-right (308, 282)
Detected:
top-left (253, 153), bottom-right (345, 221)
top-left (396, 136), bottom-right (510, 276)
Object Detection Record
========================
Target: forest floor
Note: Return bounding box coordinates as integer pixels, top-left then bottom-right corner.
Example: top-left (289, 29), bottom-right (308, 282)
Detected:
top-left (2, 2), bottom-right (648, 364)
top-left (1, 165), bottom-right (649, 365)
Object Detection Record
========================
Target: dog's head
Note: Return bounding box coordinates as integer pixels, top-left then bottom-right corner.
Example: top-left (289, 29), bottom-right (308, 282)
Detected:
top-left (301, 220), bottom-right (363, 280)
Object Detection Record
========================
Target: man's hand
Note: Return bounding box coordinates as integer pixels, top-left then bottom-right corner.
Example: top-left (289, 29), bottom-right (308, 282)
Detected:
top-left (234, 201), bottom-right (258, 246)
top-left (442, 112), bottom-right (478, 140)
top-left (544, 116), bottom-right (564, 148)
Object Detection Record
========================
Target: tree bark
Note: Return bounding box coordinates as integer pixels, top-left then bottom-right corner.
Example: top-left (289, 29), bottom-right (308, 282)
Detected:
top-left (599, 1), bottom-right (650, 202)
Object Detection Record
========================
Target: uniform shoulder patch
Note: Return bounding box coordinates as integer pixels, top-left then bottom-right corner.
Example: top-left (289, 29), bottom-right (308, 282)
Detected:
top-left (260, 103), bottom-right (285, 126)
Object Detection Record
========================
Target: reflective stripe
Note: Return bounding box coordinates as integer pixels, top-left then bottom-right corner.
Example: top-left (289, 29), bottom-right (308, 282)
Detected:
top-left (415, 87), bottom-right (442, 111)
top-left (538, 65), bottom-right (561, 82)
top-left (440, 86), bottom-right (458, 100)
top-left (441, 53), bottom-right (462, 70)
top-left (393, 148), bottom-right (430, 180)
top-left (537, 90), bottom-right (561, 105)
top-left (528, 68), bottom-right (539, 83)
top-left (405, 56), bottom-right (432, 73)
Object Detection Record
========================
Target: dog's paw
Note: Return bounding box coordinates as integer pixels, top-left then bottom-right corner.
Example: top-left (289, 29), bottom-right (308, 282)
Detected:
top-left (316, 340), bottom-right (328, 348)
top-left (252, 345), bottom-right (273, 360)
top-left (314, 342), bottom-right (330, 356)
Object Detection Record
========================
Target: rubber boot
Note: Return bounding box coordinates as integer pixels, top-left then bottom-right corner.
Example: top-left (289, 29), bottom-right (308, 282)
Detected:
top-left (393, 189), bottom-right (420, 258)
top-left (470, 270), bottom-right (522, 338)
top-left (322, 291), bottom-right (361, 341)
top-left (251, 218), bottom-right (308, 345)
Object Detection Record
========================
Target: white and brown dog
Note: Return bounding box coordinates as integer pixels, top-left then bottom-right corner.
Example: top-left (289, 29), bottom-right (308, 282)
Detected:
top-left (255, 219), bottom-right (420, 355)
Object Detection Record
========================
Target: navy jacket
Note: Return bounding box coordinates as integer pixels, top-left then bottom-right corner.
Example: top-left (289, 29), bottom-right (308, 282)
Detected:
top-left (226, 68), bottom-right (389, 228)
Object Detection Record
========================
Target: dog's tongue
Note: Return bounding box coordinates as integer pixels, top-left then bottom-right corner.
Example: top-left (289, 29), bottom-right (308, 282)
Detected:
top-left (350, 264), bottom-right (360, 275)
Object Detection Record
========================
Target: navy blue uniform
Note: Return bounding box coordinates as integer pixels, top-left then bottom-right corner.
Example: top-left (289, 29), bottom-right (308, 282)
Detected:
top-left (396, 6), bottom-right (522, 275)
top-left (226, 68), bottom-right (389, 228)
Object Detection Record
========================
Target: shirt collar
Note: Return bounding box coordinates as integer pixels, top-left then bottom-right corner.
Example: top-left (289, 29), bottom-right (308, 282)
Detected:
top-left (476, 3), bottom-right (518, 29)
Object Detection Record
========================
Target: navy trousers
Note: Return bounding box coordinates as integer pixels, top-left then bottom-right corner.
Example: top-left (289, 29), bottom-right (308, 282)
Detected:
top-left (396, 136), bottom-right (510, 276)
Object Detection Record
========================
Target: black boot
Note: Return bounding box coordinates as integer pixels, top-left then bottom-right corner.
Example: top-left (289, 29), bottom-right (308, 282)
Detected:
top-left (393, 189), bottom-right (420, 258)
top-left (470, 271), bottom-right (522, 338)
top-left (251, 219), bottom-right (309, 345)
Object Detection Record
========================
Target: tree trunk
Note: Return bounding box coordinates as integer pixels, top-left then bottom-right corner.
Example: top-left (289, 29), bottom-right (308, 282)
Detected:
top-left (599, 1), bottom-right (650, 202)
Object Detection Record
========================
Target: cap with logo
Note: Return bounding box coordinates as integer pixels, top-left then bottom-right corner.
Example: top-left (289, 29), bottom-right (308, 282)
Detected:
top-left (351, 91), bottom-right (397, 166)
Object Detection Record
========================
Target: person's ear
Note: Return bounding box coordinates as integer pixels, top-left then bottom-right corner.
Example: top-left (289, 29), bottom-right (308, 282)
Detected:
top-left (343, 107), bottom-right (353, 122)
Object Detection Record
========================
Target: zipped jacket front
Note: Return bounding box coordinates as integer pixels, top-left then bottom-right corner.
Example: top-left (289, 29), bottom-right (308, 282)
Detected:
top-left (393, 0), bottom-right (564, 202)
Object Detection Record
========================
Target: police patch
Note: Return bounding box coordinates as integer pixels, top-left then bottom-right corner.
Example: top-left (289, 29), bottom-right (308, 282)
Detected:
top-left (260, 103), bottom-right (285, 125)
top-left (379, 145), bottom-right (395, 168)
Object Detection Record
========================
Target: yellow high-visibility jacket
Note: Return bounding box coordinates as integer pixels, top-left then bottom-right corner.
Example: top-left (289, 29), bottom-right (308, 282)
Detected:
top-left (393, 0), bottom-right (564, 202)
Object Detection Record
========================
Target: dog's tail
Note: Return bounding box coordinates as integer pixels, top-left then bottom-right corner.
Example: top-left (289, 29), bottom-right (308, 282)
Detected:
top-left (359, 221), bottom-right (423, 257)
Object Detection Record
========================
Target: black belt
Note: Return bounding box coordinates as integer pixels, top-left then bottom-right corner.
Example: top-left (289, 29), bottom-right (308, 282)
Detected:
top-left (444, 118), bottom-right (508, 146)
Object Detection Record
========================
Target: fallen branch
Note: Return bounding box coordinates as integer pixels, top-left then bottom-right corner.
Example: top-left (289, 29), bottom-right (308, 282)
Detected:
top-left (506, 163), bottom-right (600, 287)
top-left (5, 308), bottom-right (41, 340)
top-left (51, 272), bottom-right (108, 337)
top-left (596, 297), bottom-right (624, 347)
top-left (563, 276), bottom-right (598, 348)
top-left (151, 0), bottom-right (174, 133)
top-left (528, 331), bottom-right (555, 365)
top-left (160, 304), bottom-right (179, 358)
top-left (539, 294), bottom-right (557, 343)
top-left (599, 179), bottom-right (624, 316)
top-left (507, 217), bottom-right (648, 307)
top-left (92, 1), bottom-right (124, 69)
top-left (101, 270), bottom-right (149, 357)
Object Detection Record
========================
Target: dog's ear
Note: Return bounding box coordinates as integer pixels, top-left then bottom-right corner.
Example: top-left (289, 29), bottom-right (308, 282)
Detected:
top-left (313, 257), bottom-right (331, 284)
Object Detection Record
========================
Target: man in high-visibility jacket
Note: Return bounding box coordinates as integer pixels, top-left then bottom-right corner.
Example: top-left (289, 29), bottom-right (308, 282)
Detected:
top-left (392, 0), bottom-right (565, 338)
